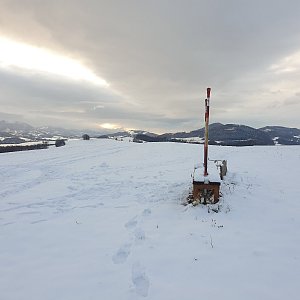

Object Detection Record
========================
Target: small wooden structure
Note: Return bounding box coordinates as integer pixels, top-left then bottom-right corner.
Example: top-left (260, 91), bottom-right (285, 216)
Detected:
top-left (192, 160), bottom-right (227, 204)
top-left (82, 134), bottom-right (90, 140)
top-left (193, 181), bottom-right (220, 204)
top-left (190, 88), bottom-right (227, 205)
top-left (55, 139), bottom-right (66, 147)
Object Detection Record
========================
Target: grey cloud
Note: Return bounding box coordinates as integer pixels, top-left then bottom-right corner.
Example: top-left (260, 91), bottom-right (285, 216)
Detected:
top-left (0, 69), bottom-right (118, 106)
top-left (1, 0), bottom-right (300, 130)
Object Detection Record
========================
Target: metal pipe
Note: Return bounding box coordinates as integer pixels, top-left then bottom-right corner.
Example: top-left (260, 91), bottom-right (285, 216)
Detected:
top-left (204, 87), bottom-right (211, 176)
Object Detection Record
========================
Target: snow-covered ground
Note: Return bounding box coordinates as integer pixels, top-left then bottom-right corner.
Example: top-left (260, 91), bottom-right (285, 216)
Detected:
top-left (0, 140), bottom-right (299, 300)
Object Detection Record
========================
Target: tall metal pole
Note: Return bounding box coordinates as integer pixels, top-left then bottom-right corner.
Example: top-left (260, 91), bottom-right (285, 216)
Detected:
top-left (204, 87), bottom-right (211, 176)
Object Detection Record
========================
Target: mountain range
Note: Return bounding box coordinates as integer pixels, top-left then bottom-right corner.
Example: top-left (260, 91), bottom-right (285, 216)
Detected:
top-left (0, 120), bottom-right (103, 144)
top-left (106, 123), bottom-right (300, 146)
top-left (0, 120), bottom-right (300, 146)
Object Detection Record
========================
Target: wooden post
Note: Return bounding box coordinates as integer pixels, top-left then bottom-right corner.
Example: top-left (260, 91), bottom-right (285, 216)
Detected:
top-left (204, 88), bottom-right (211, 176)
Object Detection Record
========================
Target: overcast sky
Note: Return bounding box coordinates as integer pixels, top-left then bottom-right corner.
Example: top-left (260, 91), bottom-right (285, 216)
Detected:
top-left (0, 0), bottom-right (300, 132)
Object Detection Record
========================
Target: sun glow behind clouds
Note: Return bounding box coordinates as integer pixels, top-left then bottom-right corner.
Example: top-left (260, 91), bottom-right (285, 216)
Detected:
top-left (270, 51), bottom-right (300, 74)
top-left (0, 37), bottom-right (109, 86)
top-left (99, 123), bottom-right (120, 130)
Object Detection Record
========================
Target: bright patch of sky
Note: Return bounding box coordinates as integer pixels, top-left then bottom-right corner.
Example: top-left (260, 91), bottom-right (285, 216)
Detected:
top-left (0, 37), bottom-right (108, 86)
top-left (99, 123), bottom-right (120, 130)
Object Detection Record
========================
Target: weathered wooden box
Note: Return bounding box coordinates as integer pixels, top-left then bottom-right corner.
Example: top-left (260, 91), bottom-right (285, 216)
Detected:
top-left (192, 160), bottom-right (227, 204)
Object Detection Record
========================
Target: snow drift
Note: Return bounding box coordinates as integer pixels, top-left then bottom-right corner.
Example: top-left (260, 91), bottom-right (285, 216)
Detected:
top-left (0, 140), bottom-right (299, 300)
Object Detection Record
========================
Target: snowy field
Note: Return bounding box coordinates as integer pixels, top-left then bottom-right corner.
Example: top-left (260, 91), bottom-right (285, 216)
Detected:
top-left (0, 139), bottom-right (299, 300)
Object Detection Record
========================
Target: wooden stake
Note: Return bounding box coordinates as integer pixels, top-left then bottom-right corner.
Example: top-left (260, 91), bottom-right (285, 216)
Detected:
top-left (204, 88), bottom-right (211, 176)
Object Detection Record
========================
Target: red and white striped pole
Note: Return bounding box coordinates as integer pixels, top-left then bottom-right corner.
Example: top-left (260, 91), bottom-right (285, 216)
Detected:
top-left (204, 87), bottom-right (211, 176)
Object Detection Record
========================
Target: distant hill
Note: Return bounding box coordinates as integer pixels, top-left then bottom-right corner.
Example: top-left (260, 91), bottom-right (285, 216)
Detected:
top-left (0, 120), bottom-right (34, 132)
top-left (98, 130), bottom-right (158, 138)
top-left (0, 120), bottom-right (108, 144)
top-left (260, 126), bottom-right (300, 145)
top-left (158, 123), bottom-right (274, 146)
top-left (125, 123), bottom-right (300, 146)
top-left (1, 137), bottom-right (27, 144)
top-left (1, 120), bottom-right (300, 146)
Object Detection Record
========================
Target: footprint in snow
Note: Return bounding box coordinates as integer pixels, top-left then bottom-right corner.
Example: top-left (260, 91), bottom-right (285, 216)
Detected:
top-left (112, 243), bottom-right (131, 264)
top-left (30, 219), bottom-right (47, 224)
top-left (125, 216), bottom-right (138, 229)
top-left (132, 262), bottom-right (150, 297)
top-left (100, 162), bottom-right (109, 168)
top-left (142, 208), bottom-right (151, 216)
top-left (134, 228), bottom-right (146, 244)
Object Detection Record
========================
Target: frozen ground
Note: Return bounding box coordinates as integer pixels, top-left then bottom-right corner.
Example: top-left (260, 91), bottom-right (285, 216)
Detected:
top-left (0, 139), bottom-right (299, 299)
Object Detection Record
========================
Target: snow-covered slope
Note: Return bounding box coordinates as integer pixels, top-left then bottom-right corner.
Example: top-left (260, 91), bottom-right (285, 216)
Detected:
top-left (0, 140), bottom-right (299, 300)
